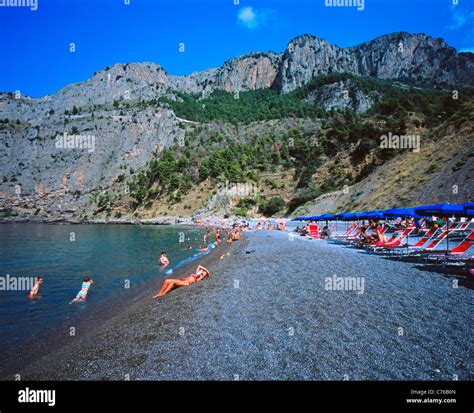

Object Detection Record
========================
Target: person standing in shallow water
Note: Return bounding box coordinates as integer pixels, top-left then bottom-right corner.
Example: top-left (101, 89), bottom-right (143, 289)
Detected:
top-left (70, 276), bottom-right (94, 304)
top-left (27, 277), bottom-right (43, 299)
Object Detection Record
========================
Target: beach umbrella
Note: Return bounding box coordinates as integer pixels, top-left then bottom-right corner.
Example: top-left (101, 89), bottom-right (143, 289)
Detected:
top-left (318, 213), bottom-right (336, 221)
top-left (463, 202), bottom-right (474, 212)
top-left (343, 212), bottom-right (356, 221)
top-left (415, 203), bottom-right (472, 217)
top-left (359, 210), bottom-right (386, 220)
top-left (291, 216), bottom-right (308, 222)
top-left (382, 208), bottom-right (422, 249)
top-left (338, 212), bottom-right (362, 221)
top-left (383, 207), bottom-right (423, 219)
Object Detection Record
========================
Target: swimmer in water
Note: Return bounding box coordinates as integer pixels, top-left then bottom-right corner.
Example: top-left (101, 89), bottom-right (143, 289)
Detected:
top-left (27, 277), bottom-right (43, 299)
top-left (153, 265), bottom-right (210, 298)
top-left (69, 276), bottom-right (94, 304)
top-left (159, 251), bottom-right (170, 266)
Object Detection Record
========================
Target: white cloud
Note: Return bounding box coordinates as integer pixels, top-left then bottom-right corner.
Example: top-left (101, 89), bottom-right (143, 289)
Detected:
top-left (237, 6), bottom-right (274, 29)
top-left (448, 7), bottom-right (474, 30)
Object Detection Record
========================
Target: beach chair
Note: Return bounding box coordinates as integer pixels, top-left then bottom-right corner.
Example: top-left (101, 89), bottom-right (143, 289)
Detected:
top-left (420, 230), bottom-right (474, 265)
top-left (425, 230), bottom-right (474, 256)
top-left (334, 223), bottom-right (357, 238)
top-left (449, 230), bottom-right (474, 254)
top-left (308, 224), bottom-right (321, 239)
top-left (346, 229), bottom-right (361, 241)
top-left (371, 227), bottom-right (415, 249)
top-left (408, 227), bottom-right (437, 249)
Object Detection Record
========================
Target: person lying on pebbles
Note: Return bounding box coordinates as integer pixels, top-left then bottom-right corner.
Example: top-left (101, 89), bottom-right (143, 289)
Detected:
top-left (153, 265), bottom-right (210, 298)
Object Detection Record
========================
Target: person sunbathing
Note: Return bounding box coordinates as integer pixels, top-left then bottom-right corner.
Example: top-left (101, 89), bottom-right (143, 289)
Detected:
top-left (375, 225), bottom-right (388, 243)
top-left (153, 265), bottom-right (210, 298)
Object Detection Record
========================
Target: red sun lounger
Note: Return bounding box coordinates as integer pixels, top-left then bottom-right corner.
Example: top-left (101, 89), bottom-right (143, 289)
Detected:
top-left (308, 224), bottom-right (321, 239)
top-left (372, 227), bottom-right (415, 248)
top-left (409, 227), bottom-right (437, 249)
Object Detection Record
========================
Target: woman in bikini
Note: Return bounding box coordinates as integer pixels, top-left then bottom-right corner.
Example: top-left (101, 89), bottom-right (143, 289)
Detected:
top-left (153, 265), bottom-right (210, 298)
top-left (69, 276), bottom-right (94, 304)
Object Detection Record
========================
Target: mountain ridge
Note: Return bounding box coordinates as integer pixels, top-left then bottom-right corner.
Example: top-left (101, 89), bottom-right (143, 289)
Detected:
top-left (6, 31), bottom-right (474, 101)
top-left (1, 32), bottom-right (473, 221)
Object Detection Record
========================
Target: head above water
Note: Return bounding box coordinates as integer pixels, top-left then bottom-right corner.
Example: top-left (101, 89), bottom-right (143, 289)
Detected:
top-left (84, 276), bottom-right (91, 282)
top-left (161, 251), bottom-right (167, 256)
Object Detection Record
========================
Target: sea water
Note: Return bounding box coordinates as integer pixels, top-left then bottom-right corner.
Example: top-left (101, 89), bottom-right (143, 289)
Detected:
top-left (0, 223), bottom-right (208, 347)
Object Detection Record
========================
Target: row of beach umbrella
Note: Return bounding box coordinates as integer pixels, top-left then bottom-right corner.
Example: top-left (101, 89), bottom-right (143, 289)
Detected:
top-left (292, 203), bottom-right (474, 222)
top-left (292, 203), bottom-right (474, 255)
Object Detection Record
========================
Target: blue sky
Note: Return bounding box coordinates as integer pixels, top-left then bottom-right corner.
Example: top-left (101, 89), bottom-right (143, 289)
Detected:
top-left (0, 0), bottom-right (473, 97)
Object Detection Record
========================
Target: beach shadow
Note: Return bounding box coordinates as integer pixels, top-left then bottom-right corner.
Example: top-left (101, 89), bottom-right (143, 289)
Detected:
top-left (378, 254), bottom-right (473, 289)
top-left (413, 264), bottom-right (474, 290)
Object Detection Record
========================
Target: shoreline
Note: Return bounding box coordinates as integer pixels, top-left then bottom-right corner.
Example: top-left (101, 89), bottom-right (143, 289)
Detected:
top-left (1, 230), bottom-right (472, 380)
top-left (0, 216), bottom-right (194, 225)
top-left (0, 235), bottom-right (232, 380)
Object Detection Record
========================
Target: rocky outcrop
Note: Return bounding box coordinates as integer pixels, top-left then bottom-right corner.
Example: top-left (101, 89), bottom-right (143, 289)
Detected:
top-left (278, 32), bottom-right (474, 93)
top-left (277, 34), bottom-right (357, 93)
top-left (0, 101), bottom-right (183, 217)
top-left (215, 52), bottom-right (282, 92)
top-left (305, 79), bottom-right (381, 113)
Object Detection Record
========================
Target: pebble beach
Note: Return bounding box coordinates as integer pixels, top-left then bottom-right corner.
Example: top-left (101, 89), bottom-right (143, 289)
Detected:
top-left (1, 229), bottom-right (472, 381)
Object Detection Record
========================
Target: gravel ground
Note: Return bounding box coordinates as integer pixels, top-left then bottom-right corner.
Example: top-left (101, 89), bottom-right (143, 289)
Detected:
top-left (3, 230), bottom-right (472, 380)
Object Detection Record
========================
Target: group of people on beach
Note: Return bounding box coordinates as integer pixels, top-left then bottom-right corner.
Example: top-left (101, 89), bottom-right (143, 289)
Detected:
top-left (255, 221), bottom-right (287, 231)
top-left (154, 224), bottom-right (247, 297)
top-left (26, 224), bottom-right (247, 303)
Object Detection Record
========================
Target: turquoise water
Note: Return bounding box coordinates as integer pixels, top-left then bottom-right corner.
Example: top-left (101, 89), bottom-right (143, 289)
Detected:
top-left (0, 223), bottom-right (207, 347)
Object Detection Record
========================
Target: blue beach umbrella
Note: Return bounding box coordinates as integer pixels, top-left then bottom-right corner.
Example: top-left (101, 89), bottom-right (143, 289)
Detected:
top-left (338, 212), bottom-right (362, 221)
top-left (414, 203), bottom-right (472, 255)
top-left (359, 210), bottom-right (386, 220)
top-left (383, 207), bottom-right (423, 219)
top-left (463, 202), bottom-right (474, 212)
top-left (382, 207), bottom-right (423, 248)
top-left (415, 203), bottom-right (471, 217)
top-left (319, 213), bottom-right (336, 221)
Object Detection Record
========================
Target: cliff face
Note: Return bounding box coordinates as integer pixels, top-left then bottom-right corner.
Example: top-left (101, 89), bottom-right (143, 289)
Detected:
top-left (304, 79), bottom-right (380, 113)
top-left (28, 32), bottom-right (471, 107)
top-left (1, 32), bottom-right (473, 219)
top-left (170, 52), bottom-right (282, 97)
top-left (278, 32), bottom-right (474, 93)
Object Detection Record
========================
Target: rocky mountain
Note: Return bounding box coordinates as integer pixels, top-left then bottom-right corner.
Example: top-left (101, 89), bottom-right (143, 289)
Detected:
top-left (279, 32), bottom-right (474, 92)
top-left (0, 32), bottom-right (473, 221)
